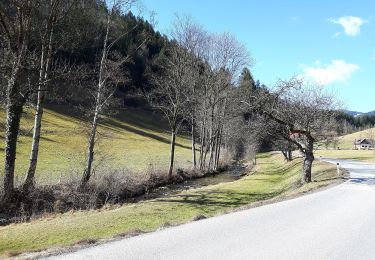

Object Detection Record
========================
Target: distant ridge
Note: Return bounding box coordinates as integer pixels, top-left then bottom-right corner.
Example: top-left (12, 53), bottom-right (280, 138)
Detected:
top-left (343, 109), bottom-right (375, 117)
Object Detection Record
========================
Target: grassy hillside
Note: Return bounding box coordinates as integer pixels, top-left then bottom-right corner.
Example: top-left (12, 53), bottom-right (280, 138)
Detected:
top-left (316, 127), bottom-right (375, 163)
top-left (335, 127), bottom-right (375, 149)
top-left (0, 153), bottom-right (340, 257)
top-left (0, 105), bottom-right (192, 184)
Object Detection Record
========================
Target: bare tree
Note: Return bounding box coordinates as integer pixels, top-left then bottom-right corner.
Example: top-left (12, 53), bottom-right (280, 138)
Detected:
top-left (243, 78), bottom-right (339, 183)
top-left (196, 32), bottom-right (250, 171)
top-left (170, 14), bottom-right (207, 169)
top-left (23, 0), bottom-right (72, 191)
top-left (148, 44), bottom-right (195, 178)
top-left (81, 0), bottom-right (140, 187)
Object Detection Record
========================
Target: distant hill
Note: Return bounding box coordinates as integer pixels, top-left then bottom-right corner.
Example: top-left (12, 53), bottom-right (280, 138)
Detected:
top-left (343, 110), bottom-right (363, 117)
top-left (343, 109), bottom-right (375, 117)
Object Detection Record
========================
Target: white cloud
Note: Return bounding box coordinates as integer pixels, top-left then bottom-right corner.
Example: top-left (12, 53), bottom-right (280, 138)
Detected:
top-left (302, 60), bottom-right (359, 85)
top-left (329, 16), bottom-right (367, 37)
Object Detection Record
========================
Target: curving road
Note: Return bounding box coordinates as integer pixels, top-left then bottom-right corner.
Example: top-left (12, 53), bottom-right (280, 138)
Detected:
top-left (47, 159), bottom-right (375, 260)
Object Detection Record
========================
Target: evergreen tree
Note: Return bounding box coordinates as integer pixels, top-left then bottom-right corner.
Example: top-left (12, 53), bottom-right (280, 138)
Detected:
top-left (239, 67), bottom-right (256, 91)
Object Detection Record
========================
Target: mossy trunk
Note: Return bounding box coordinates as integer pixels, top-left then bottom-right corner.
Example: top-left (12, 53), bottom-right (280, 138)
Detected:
top-left (4, 95), bottom-right (24, 201)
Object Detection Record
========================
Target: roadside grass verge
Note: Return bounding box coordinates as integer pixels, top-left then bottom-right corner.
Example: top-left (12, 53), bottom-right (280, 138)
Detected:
top-left (0, 106), bottom-right (192, 184)
top-left (316, 149), bottom-right (375, 163)
top-left (0, 153), bottom-right (341, 257)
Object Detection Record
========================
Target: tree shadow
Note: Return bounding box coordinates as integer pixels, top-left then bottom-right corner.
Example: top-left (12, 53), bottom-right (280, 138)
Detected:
top-left (45, 105), bottom-right (191, 150)
top-left (158, 189), bottom-right (284, 211)
top-left (41, 136), bottom-right (58, 143)
top-left (113, 109), bottom-right (168, 133)
top-left (101, 119), bottom-right (192, 150)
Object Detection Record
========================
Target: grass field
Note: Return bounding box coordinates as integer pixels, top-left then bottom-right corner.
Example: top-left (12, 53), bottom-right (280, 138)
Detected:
top-left (0, 105), bottom-right (192, 184)
top-left (316, 149), bottom-right (375, 163)
top-left (0, 153), bottom-right (340, 257)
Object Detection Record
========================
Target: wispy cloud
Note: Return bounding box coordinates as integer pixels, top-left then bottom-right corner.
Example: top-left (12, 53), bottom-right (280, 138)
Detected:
top-left (301, 60), bottom-right (359, 85)
top-left (329, 16), bottom-right (367, 37)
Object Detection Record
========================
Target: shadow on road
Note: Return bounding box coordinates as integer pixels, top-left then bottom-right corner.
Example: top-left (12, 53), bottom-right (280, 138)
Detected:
top-left (347, 177), bottom-right (375, 186)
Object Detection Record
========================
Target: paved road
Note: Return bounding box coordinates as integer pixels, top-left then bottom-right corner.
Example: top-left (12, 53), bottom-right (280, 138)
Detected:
top-left (47, 159), bottom-right (375, 260)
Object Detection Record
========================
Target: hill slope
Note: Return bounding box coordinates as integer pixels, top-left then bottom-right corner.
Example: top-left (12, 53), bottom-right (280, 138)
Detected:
top-left (337, 128), bottom-right (375, 149)
top-left (0, 106), bottom-right (192, 184)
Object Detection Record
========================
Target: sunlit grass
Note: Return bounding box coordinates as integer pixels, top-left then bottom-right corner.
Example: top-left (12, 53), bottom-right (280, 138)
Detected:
top-left (0, 106), bottom-right (192, 184)
top-left (0, 153), bottom-right (339, 257)
top-left (316, 149), bottom-right (375, 163)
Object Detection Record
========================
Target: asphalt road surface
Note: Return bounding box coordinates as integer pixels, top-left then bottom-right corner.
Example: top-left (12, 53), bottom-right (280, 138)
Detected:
top-left (47, 159), bottom-right (375, 260)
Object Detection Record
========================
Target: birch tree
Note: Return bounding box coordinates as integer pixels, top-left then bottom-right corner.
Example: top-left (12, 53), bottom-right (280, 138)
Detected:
top-left (81, 0), bottom-right (140, 187)
top-left (23, 0), bottom-right (72, 191)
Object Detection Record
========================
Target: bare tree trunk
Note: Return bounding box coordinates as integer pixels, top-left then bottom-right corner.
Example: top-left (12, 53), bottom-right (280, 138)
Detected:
top-left (215, 97), bottom-right (226, 170)
top-left (199, 108), bottom-right (207, 170)
top-left (214, 127), bottom-right (222, 170)
top-left (213, 135), bottom-right (219, 170)
top-left (302, 140), bottom-right (314, 183)
top-left (24, 27), bottom-right (54, 191)
top-left (303, 154), bottom-right (313, 183)
top-left (213, 128), bottom-right (220, 170)
top-left (207, 108), bottom-right (215, 171)
top-left (168, 131), bottom-right (176, 179)
top-left (191, 120), bottom-right (196, 169)
top-left (81, 13), bottom-right (111, 187)
top-left (24, 85), bottom-right (45, 190)
top-left (282, 149), bottom-right (292, 161)
top-left (281, 150), bottom-right (288, 161)
top-left (287, 150), bottom-right (292, 161)
top-left (203, 140), bottom-right (210, 170)
top-left (81, 106), bottom-right (100, 185)
top-left (208, 131), bottom-right (216, 171)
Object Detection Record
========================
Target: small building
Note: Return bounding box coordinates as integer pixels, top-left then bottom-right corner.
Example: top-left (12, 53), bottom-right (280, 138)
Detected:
top-left (354, 139), bottom-right (374, 150)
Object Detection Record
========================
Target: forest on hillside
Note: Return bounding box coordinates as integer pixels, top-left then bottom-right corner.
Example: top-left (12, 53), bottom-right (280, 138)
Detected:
top-left (0, 0), bottom-right (359, 220)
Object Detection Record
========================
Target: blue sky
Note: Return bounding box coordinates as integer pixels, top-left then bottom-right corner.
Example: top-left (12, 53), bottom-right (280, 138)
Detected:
top-left (140, 0), bottom-right (374, 112)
